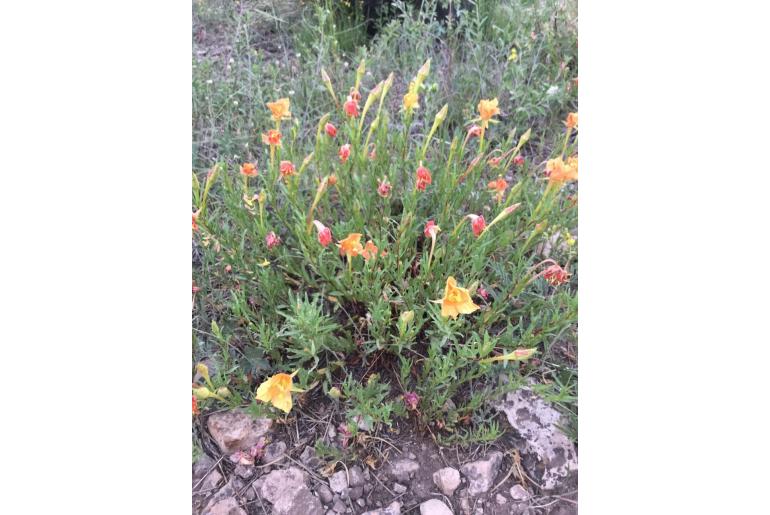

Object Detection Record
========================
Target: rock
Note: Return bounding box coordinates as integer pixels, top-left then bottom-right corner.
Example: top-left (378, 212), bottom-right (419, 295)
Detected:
top-left (332, 498), bottom-right (346, 513)
top-left (432, 467), bottom-right (461, 497)
top-left (388, 458), bottom-right (420, 482)
top-left (202, 497), bottom-right (246, 515)
top-left (316, 484), bottom-right (334, 504)
top-left (234, 464), bottom-right (255, 479)
top-left (198, 468), bottom-right (223, 492)
top-left (301, 446), bottom-right (323, 468)
top-left (207, 410), bottom-right (273, 454)
top-left (244, 484), bottom-right (257, 502)
top-left (348, 465), bottom-right (365, 487)
top-left (495, 493), bottom-right (507, 505)
top-left (260, 467), bottom-right (324, 515)
top-left (193, 455), bottom-right (222, 492)
top-left (326, 426), bottom-right (337, 439)
top-left (361, 501), bottom-right (401, 515)
top-left (407, 452), bottom-right (417, 460)
top-left (458, 495), bottom-right (471, 515)
top-left (495, 388), bottom-right (578, 490)
top-left (393, 483), bottom-right (407, 494)
top-left (419, 499), bottom-right (453, 515)
top-left (264, 441), bottom-right (287, 463)
top-left (509, 485), bottom-right (530, 501)
top-left (460, 452), bottom-right (503, 496)
top-left (329, 470), bottom-right (348, 493)
top-left (356, 498), bottom-right (366, 508)
top-left (349, 486), bottom-right (364, 500)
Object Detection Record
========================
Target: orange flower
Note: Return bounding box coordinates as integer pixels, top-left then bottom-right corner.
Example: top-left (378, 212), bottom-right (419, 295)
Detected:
top-left (192, 395), bottom-right (199, 416)
top-left (487, 156), bottom-right (502, 167)
top-left (279, 160), bottom-right (296, 178)
top-left (542, 263), bottom-right (570, 286)
top-left (344, 96), bottom-right (359, 117)
top-left (362, 240), bottom-right (381, 261)
top-left (327, 174), bottom-right (338, 186)
top-left (477, 98), bottom-right (500, 126)
top-left (338, 233), bottom-right (364, 259)
top-left (192, 211), bottom-right (199, 232)
top-left (256, 371), bottom-right (299, 413)
top-left (488, 177), bottom-right (508, 194)
top-left (266, 98), bottom-right (291, 122)
top-left (468, 214), bottom-right (486, 237)
top-left (546, 157), bottom-right (577, 185)
top-left (564, 112), bottom-right (578, 129)
top-left (433, 276), bottom-right (480, 319)
top-left (262, 129), bottom-right (282, 147)
top-left (240, 162), bottom-right (258, 177)
top-left (416, 163), bottom-right (432, 191)
top-left (339, 143), bottom-right (351, 163)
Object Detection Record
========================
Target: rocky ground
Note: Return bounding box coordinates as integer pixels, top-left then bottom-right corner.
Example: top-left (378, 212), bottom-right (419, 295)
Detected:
top-left (192, 387), bottom-right (577, 515)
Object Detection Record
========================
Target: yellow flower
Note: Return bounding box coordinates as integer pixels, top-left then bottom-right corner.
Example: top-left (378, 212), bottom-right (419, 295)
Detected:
top-left (477, 98), bottom-right (500, 126)
top-left (508, 48), bottom-right (518, 62)
top-left (337, 233), bottom-right (364, 259)
top-left (403, 90), bottom-right (419, 112)
top-left (546, 156), bottom-right (578, 185)
top-left (564, 112), bottom-right (578, 129)
top-left (433, 276), bottom-right (480, 319)
top-left (266, 98), bottom-right (291, 122)
top-left (256, 372), bottom-right (299, 413)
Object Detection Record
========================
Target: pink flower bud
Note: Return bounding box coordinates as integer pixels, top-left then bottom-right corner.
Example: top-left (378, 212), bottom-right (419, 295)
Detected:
top-left (265, 231), bottom-right (281, 249)
top-left (313, 220), bottom-right (333, 247)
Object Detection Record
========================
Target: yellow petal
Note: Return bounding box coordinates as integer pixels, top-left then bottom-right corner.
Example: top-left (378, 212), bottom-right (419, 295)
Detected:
top-left (272, 391), bottom-right (293, 413)
top-left (255, 379), bottom-right (272, 402)
top-left (441, 301), bottom-right (460, 319)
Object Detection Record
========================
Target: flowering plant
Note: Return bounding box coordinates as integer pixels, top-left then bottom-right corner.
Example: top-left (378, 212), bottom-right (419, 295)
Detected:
top-left (192, 59), bottom-right (577, 444)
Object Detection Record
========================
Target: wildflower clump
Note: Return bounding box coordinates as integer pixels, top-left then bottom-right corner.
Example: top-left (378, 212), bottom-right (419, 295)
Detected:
top-left (192, 58), bottom-right (577, 445)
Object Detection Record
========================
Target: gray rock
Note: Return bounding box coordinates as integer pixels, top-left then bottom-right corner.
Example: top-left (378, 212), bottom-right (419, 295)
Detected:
top-left (202, 497), bottom-right (246, 515)
top-left (329, 470), bottom-right (348, 493)
top-left (234, 464), bottom-right (255, 479)
top-left (361, 501), bottom-right (401, 515)
top-left (432, 467), bottom-right (461, 497)
top-left (193, 455), bottom-right (223, 492)
top-left (495, 493), bottom-right (507, 505)
top-left (264, 441), bottom-right (287, 463)
top-left (356, 498), bottom-right (366, 508)
top-left (460, 452), bottom-right (503, 496)
top-left (388, 458), bottom-right (420, 482)
top-left (495, 388), bottom-right (578, 490)
top-left (301, 446), bottom-right (323, 468)
top-left (349, 486), bottom-right (364, 500)
top-left (392, 483), bottom-right (407, 494)
top-left (332, 498), bottom-right (346, 513)
top-left (509, 485), bottom-right (530, 501)
top-left (419, 499), bottom-right (453, 515)
top-left (244, 484), bottom-right (257, 502)
top-left (458, 495), bottom-right (471, 515)
top-left (207, 410), bottom-right (273, 454)
top-left (348, 465), bottom-right (365, 487)
top-left (260, 467), bottom-right (324, 515)
top-left (316, 484), bottom-right (334, 504)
